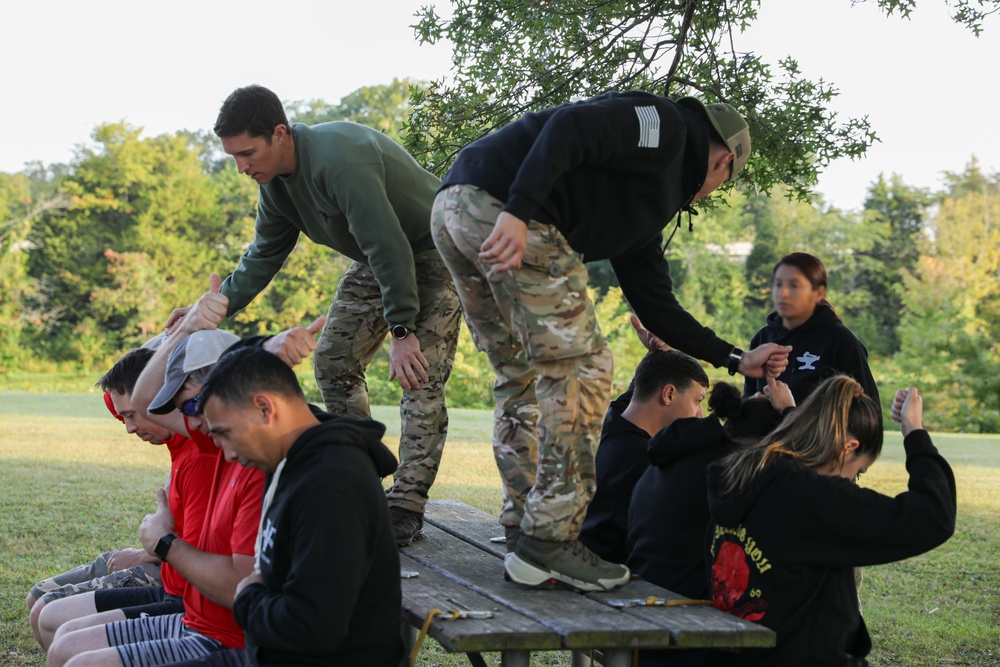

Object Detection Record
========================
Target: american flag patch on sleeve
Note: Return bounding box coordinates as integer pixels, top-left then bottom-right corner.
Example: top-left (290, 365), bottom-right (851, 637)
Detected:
top-left (635, 105), bottom-right (660, 148)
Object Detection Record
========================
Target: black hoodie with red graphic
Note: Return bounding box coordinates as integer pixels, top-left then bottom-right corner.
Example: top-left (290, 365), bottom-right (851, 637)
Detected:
top-left (704, 430), bottom-right (955, 666)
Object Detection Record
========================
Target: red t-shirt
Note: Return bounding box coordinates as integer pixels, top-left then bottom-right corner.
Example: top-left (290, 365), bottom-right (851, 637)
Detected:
top-left (161, 434), bottom-right (219, 597)
top-left (181, 424), bottom-right (265, 648)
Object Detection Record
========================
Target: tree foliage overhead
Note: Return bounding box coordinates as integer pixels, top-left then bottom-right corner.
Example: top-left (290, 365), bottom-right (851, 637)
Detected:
top-left (408, 0), bottom-right (883, 198)
top-left (872, 0), bottom-right (1000, 35)
top-left (408, 0), bottom-right (996, 196)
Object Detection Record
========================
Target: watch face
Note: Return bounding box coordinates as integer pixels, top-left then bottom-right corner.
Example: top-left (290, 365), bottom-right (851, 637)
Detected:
top-left (391, 325), bottom-right (408, 339)
top-left (155, 534), bottom-right (176, 560)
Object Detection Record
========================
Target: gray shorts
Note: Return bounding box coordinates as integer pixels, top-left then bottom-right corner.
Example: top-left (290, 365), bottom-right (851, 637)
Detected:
top-left (106, 613), bottom-right (227, 667)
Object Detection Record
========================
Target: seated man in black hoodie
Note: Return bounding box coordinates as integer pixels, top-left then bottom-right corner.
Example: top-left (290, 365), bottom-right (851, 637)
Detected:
top-left (197, 347), bottom-right (404, 667)
top-left (579, 349), bottom-right (709, 564)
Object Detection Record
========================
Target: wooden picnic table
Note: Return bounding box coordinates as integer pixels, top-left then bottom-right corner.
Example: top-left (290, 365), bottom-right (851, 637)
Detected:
top-left (399, 500), bottom-right (774, 666)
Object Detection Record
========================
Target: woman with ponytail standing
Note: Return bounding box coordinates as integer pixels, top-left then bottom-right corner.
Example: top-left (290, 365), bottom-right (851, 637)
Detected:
top-left (746, 253), bottom-right (878, 407)
top-left (706, 376), bottom-right (955, 666)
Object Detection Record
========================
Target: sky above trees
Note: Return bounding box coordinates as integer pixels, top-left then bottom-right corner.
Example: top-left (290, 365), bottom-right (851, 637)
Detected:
top-left (1, 0), bottom-right (997, 209)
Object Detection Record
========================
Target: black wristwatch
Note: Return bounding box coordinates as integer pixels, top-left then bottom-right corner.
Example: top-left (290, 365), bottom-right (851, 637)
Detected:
top-left (390, 324), bottom-right (411, 340)
top-left (154, 533), bottom-right (178, 562)
top-left (727, 347), bottom-right (744, 376)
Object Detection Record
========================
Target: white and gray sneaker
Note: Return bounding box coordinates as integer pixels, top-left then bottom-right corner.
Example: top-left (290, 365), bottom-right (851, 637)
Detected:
top-left (504, 535), bottom-right (630, 591)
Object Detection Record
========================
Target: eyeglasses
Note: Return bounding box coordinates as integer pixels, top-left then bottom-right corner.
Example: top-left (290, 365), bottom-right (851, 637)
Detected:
top-left (179, 394), bottom-right (201, 418)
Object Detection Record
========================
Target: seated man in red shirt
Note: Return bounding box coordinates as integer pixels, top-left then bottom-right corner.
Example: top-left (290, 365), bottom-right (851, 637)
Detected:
top-left (34, 347), bottom-right (217, 650)
top-left (27, 394), bottom-right (160, 616)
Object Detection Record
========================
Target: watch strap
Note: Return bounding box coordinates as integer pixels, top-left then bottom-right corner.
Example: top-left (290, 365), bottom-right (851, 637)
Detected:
top-left (727, 347), bottom-right (744, 376)
top-left (154, 533), bottom-right (178, 562)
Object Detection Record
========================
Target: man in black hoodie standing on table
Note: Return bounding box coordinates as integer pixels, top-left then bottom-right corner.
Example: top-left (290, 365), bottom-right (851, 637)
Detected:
top-left (197, 347), bottom-right (403, 667)
top-left (431, 91), bottom-right (792, 591)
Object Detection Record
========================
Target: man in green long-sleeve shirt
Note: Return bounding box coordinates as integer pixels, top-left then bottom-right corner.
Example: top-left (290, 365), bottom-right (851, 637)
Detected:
top-left (168, 85), bottom-right (461, 545)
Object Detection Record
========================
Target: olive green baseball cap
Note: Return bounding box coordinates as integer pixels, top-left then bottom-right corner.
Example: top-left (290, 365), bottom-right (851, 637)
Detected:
top-left (677, 96), bottom-right (751, 181)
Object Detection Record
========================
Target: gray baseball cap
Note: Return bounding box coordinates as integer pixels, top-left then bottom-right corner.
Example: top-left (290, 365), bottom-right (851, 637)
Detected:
top-left (677, 96), bottom-right (751, 181)
top-left (148, 329), bottom-right (240, 414)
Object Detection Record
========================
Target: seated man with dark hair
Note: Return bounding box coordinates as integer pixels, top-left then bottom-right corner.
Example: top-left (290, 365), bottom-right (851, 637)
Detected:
top-left (198, 346), bottom-right (404, 667)
top-left (579, 349), bottom-right (709, 564)
top-left (34, 346), bottom-right (218, 650)
top-left (28, 391), bottom-right (162, 630)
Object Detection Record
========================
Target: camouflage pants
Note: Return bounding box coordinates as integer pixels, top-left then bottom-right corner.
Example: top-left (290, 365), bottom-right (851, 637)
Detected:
top-left (30, 551), bottom-right (161, 604)
top-left (431, 184), bottom-right (613, 542)
top-left (314, 251), bottom-right (462, 513)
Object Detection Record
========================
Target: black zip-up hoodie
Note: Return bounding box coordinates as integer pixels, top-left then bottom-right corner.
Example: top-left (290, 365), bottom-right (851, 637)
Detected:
top-left (745, 304), bottom-right (878, 406)
top-left (442, 90), bottom-right (734, 368)
top-left (628, 416), bottom-right (736, 600)
top-left (232, 412), bottom-right (403, 667)
top-left (703, 430), bottom-right (956, 666)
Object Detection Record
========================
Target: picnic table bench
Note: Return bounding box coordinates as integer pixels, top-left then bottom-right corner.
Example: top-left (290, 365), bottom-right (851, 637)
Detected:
top-left (399, 500), bottom-right (774, 666)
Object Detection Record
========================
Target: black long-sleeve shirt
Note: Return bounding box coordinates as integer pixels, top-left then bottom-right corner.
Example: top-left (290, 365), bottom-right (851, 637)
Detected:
top-left (442, 91), bottom-right (734, 367)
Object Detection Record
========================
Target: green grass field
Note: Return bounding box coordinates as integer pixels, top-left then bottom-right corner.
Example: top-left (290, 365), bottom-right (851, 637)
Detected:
top-left (0, 392), bottom-right (997, 665)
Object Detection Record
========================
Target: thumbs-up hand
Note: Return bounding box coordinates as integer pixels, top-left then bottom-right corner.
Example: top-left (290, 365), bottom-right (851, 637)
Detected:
top-left (174, 273), bottom-right (229, 335)
top-left (765, 375), bottom-right (795, 412)
top-left (139, 487), bottom-right (176, 557)
top-left (892, 386), bottom-right (923, 437)
top-left (155, 487), bottom-right (170, 511)
top-left (263, 315), bottom-right (327, 367)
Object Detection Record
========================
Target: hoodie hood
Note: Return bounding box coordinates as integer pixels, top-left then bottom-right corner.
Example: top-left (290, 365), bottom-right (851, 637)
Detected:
top-left (647, 415), bottom-right (730, 468)
top-left (764, 301), bottom-right (841, 340)
top-left (286, 410), bottom-right (398, 478)
top-left (706, 454), bottom-right (792, 528)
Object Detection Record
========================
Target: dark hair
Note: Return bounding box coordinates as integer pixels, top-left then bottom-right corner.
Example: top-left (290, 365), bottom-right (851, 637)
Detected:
top-left (96, 347), bottom-right (154, 395)
top-left (707, 383), bottom-right (782, 445)
top-left (717, 375), bottom-right (883, 496)
top-left (197, 347), bottom-right (304, 412)
top-left (213, 85), bottom-right (291, 140)
top-left (773, 252), bottom-right (838, 316)
top-left (632, 349), bottom-right (709, 403)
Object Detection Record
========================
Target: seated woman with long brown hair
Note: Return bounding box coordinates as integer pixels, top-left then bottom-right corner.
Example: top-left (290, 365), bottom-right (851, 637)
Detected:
top-left (706, 375), bottom-right (955, 666)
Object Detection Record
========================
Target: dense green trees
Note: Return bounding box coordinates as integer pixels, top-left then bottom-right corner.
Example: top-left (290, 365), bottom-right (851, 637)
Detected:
top-left (894, 162), bottom-right (1000, 431)
top-left (0, 75), bottom-right (997, 431)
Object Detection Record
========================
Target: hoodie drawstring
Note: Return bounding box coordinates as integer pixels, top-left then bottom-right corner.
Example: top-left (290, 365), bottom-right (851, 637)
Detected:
top-left (662, 206), bottom-right (698, 255)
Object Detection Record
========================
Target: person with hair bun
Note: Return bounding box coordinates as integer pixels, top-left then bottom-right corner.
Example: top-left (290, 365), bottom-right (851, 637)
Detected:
top-left (629, 378), bottom-right (793, 598)
top-left (626, 378), bottom-right (793, 667)
top-left (705, 375), bottom-right (956, 666)
top-left (746, 252), bottom-right (878, 407)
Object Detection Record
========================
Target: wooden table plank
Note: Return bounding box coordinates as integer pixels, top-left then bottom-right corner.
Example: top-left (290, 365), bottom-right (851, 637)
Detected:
top-left (590, 581), bottom-right (774, 649)
top-left (423, 500), bottom-right (775, 650)
top-left (424, 498), bottom-right (508, 557)
top-left (405, 522), bottom-right (675, 650)
top-left (399, 559), bottom-right (561, 652)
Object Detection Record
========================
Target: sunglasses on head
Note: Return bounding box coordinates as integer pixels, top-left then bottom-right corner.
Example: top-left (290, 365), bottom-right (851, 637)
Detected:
top-left (179, 394), bottom-right (201, 418)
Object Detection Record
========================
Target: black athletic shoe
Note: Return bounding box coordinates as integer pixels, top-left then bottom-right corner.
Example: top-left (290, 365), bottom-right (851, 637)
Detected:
top-left (390, 506), bottom-right (424, 547)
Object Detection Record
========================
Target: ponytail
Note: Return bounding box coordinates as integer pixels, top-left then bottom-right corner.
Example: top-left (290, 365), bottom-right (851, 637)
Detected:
top-left (716, 375), bottom-right (882, 496)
